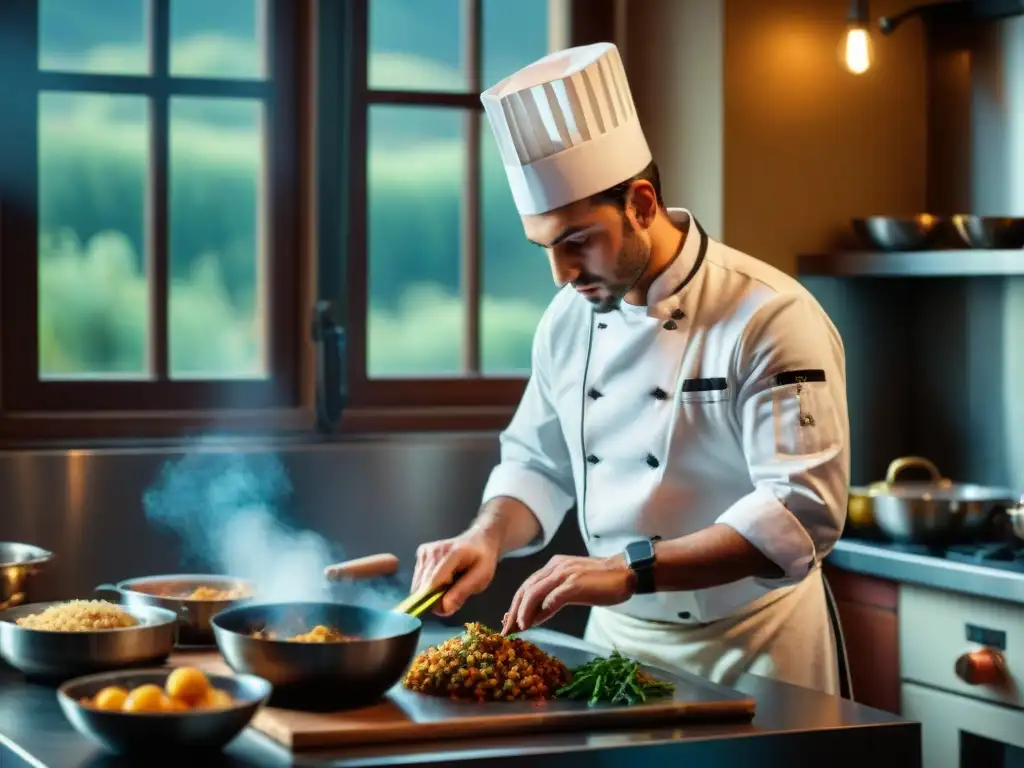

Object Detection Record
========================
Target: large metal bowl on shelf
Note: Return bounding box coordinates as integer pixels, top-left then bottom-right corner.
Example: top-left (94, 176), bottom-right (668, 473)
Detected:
top-left (951, 215), bottom-right (1024, 249)
top-left (0, 601), bottom-right (178, 682)
top-left (96, 574), bottom-right (254, 647)
top-left (0, 542), bottom-right (52, 611)
top-left (851, 215), bottom-right (947, 251)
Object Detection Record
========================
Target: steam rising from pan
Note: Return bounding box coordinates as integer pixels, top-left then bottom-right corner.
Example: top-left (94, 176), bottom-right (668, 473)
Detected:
top-left (142, 446), bottom-right (405, 610)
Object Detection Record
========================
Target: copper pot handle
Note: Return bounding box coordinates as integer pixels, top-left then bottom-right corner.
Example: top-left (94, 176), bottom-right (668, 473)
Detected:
top-left (885, 456), bottom-right (947, 486)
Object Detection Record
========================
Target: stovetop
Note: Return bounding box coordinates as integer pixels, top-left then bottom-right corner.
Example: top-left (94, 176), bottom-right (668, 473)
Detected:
top-left (849, 539), bottom-right (1024, 574)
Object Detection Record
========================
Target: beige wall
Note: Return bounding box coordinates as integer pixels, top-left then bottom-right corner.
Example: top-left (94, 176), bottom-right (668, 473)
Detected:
top-left (626, 0), bottom-right (929, 273)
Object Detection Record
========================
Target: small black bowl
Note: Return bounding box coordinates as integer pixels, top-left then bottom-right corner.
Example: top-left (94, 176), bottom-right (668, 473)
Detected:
top-left (57, 669), bottom-right (271, 755)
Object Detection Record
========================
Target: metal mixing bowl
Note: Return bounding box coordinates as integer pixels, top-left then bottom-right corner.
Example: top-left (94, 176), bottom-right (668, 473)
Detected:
top-left (952, 215), bottom-right (1024, 249)
top-left (212, 601), bottom-right (422, 710)
top-left (851, 215), bottom-right (945, 251)
top-left (57, 669), bottom-right (271, 755)
top-left (0, 542), bottom-right (52, 610)
top-left (97, 574), bottom-right (254, 647)
top-left (0, 601), bottom-right (178, 682)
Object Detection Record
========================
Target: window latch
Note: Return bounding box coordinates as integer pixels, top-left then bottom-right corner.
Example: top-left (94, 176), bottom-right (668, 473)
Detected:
top-left (311, 301), bottom-right (347, 434)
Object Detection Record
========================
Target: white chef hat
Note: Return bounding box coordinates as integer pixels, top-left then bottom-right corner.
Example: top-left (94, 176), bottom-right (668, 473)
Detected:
top-left (481, 42), bottom-right (651, 216)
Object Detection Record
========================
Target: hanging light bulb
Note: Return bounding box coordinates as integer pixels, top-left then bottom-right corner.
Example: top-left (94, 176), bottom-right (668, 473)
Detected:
top-left (840, 0), bottom-right (874, 75)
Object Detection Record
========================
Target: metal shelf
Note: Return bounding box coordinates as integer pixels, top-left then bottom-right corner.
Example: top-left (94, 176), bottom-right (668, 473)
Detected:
top-left (797, 249), bottom-right (1024, 277)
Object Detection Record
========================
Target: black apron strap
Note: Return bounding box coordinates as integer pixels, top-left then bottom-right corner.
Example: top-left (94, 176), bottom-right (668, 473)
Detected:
top-left (822, 571), bottom-right (854, 700)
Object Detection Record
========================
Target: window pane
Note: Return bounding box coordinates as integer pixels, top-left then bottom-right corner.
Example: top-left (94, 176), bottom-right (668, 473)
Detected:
top-left (480, 0), bottom-right (552, 374)
top-left (38, 92), bottom-right (150, 378)
top-left (482, 0), bottom-right (550, 89)
top-left (38, 0), bottom-right (149, 75)
top-left (368, 0), bottom-right (465, 93)
top-left (169, 97), bottom-right (267, 379)
top-left (170, 0), bottom-right (266, 79)
top-left (480, 113), bottom-right (554, 375)
top-left (368, 105), bottom-right (464, 377)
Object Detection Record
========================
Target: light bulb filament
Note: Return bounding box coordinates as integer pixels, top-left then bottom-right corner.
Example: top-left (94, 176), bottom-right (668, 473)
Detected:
top-left (844, 27), bottom-right (872, 74)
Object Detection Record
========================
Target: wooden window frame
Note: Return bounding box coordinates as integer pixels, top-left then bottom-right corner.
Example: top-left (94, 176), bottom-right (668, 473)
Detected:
top-left (0, 0), bottom-right (315, 442)
top-left (329, 0), bottom-right (533, 433)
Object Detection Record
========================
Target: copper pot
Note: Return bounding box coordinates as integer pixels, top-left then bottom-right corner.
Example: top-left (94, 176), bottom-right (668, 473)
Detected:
top-left (0, 542), bottom-right (52, 611)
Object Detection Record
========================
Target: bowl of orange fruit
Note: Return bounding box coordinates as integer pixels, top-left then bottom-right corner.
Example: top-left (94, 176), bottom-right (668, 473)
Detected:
top-left (56, 665), bottom-right (271, 754)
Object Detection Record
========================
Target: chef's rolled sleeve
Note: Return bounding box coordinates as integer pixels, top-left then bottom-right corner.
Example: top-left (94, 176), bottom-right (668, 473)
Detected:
top-left (481, 307), bottom-right (576, 557)
top-left (716, 292), bottom-right (851, 586)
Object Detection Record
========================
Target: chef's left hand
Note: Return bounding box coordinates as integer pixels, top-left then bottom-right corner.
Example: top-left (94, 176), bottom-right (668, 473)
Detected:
top-left (501, 554), bottom-right (636, 634)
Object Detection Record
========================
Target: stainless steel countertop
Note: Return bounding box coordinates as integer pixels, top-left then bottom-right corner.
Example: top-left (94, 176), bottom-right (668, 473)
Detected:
top-left (0, 625), bottom-right (919, 768)
top-left (829, 538), bottom-right (1024, 604)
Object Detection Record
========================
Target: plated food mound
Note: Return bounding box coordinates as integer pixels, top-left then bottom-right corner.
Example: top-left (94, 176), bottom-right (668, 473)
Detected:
top-left (249, 624), bottom-right (357, 643)
top-left (79, 667), bottom-right (235, 713)
top-left (14, 600), bottom-right (137, 631)
top-left (403, 622), bottom-right (570, 702)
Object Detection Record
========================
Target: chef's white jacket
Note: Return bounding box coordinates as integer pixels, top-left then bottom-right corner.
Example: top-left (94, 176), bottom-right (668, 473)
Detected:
top-left (482, 209), bottom-right (850, 625)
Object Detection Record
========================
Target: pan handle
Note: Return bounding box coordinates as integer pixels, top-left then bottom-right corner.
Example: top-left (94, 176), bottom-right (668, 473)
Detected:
top-left (885, 456), bottom-right (948, 486)
top-left (94, 583), bottom-right (121, 594)
top-left (324, 553), bottom-right (400, 582)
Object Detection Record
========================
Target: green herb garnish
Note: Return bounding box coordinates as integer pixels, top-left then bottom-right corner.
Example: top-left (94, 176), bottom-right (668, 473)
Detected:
top-left (555, 650), bottom-right (675, 706)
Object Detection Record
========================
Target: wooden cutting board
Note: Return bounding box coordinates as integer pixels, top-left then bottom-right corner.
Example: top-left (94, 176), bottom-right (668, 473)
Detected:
top-left (172, 627), bottom-right (756, 750)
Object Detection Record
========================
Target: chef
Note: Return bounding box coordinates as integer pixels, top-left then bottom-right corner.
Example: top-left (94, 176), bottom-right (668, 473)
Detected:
top-left (411, 42), bottom-right (850, 694)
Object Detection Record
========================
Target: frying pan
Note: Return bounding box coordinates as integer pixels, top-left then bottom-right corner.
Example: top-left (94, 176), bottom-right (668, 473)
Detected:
top-left (212, 556), bottom-right (448, 711)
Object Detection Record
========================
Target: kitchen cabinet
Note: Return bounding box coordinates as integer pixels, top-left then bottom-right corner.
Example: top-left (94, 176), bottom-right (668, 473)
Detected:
top-left (824, 563), bottom-right (900, 714)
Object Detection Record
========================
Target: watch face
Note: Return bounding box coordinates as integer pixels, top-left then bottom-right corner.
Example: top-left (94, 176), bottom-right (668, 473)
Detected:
top-left (625, 539), bottom-right (654, 567)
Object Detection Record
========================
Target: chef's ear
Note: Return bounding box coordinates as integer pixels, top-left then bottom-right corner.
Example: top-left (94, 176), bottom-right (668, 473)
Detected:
top-left (626, 181), bottom-right (659, 229)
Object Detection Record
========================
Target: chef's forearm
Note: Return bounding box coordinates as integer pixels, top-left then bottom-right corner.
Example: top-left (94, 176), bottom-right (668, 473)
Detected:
top-left (651, 524), bottom-right (782, 592)
top-left (468, 497), bottom-right (544, 556)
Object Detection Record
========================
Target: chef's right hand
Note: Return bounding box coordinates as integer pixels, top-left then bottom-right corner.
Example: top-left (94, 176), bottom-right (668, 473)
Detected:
top-left (411, 530), bottom-right (500, 617)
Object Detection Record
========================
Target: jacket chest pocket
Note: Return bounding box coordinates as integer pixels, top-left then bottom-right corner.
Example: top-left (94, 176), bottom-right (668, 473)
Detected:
top-left (679, 377), bottom-right (730, 404)
top-left (674, 376), bottom-right (739, 468)
top-left (770, 369), bottom-right (836, 457)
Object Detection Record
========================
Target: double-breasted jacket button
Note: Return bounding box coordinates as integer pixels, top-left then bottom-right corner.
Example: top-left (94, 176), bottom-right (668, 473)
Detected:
top-left (646, 454), bottom-right (660, 469)
top-left (651, 387), bottom-right (668, 400)
top-left (587, 387), bottom-right (603, 400)
top-left (662, 320), bottom-right (678, 331)
top-left (678, 611), bottom-right (691, 620)
top-left (586, 454), bottom-right (601, 465)
top-left (597, 322), bottom-right (608, 329)
top-left (671, 308), bottom-right (685, 320)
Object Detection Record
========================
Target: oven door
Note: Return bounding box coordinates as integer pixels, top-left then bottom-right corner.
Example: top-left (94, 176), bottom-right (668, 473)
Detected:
top-left (903, 682), bottom-right (1024, 767)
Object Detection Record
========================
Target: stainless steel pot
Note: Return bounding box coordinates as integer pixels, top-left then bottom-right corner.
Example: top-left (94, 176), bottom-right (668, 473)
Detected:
top-left (0, 542), bottom-right (52, 611)
top-left (96, 574), bottom-right (254, 648)
top-left (0, 601), bottom-right (178, 682)
top-left (865, 456), bottom-right (1016, 543)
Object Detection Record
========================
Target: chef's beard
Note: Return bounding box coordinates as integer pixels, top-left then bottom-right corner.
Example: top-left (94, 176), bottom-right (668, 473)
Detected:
top-left (580, 221), bottom-right (652, 314)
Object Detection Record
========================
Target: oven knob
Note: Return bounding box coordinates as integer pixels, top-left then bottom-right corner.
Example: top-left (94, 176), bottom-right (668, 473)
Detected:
top-left (954, 648), bottom-right (1005, 685)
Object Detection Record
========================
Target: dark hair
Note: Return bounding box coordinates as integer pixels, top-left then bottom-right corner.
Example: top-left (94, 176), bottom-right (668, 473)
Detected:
top-left (588, 160), bottom-right (664, 210)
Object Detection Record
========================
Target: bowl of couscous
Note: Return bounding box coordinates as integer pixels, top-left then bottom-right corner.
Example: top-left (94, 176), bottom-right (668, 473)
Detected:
top-left (0, 599), bottom-right (177, 682)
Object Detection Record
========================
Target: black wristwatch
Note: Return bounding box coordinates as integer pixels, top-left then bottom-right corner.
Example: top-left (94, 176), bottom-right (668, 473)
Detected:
top-left (624, 537), bottom-right (659, 595)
